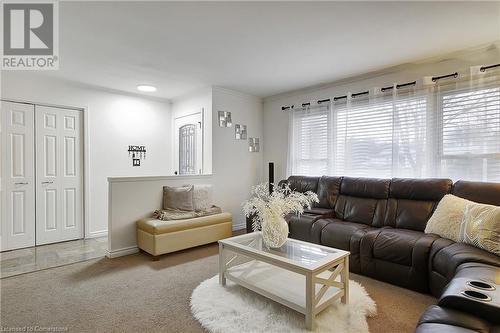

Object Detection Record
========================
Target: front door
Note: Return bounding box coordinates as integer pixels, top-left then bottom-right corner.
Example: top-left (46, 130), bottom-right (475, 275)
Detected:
top-left (174, 112), bottom-right (203, 175)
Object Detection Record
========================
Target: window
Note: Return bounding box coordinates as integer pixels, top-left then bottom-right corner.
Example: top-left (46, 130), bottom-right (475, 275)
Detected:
top-left (440, 87), bottom-right (500, 182)
top-left (334, 96), bottom-right (427, 178)
top-left (288, 81), bottom-right (500, 182)
top-left (334, 100), bottom-right (394, 178)
top-left (288, 105), bottom-right (330, 176)
top-left (179, 124), bottom-right (197, 175)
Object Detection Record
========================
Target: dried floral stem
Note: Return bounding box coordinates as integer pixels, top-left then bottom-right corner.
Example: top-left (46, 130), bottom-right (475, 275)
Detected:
top-left (242, 183), bottom-right (319, 231)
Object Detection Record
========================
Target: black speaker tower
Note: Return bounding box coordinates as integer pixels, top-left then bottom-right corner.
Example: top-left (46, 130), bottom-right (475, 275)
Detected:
top-left (269, 162), bottom-right (274, 194)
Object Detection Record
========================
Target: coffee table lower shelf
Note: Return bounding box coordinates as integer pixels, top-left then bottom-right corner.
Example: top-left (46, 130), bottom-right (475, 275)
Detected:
top-left (222, 260), bottom-right (346, 329)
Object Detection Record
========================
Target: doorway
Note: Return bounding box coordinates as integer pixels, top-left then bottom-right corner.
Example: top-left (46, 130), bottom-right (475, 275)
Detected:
top-left (1, 101), bottom-right (85, 251)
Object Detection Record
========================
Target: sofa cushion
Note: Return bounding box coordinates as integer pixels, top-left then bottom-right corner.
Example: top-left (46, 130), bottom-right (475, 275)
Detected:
top-left (316, 176), bottom-right (342, 208)
top-left (288, 213), bottom-right (332, 244)
top-left (137, 212), bottom-right (232, 235)
top-left (361, 228), bottom-right (438, 292)
top-left (373, 228), bottom-right (437, 266)
top-left (386, 178), bottom-right (452, 231)
top-left (394, 199), bottom-right (437, 231)
top-left (333, 177), bottom-right (390, 226)
top-left (320, 218), bottom-right (375, 273)
top-left (390, 178), bottom-right (452, 201)
top-left (341, 196), bottom-right (379, 225)
top-left (430, 240), bottom-right (500, 281)
top-left (321, 219), bottom-right (372, 251)
top-left (453, 180), bottom-right (500, 206)
top-left (341, 177), bottom-right (390, 199)
top-left (286, 176), bottom-right (319, 194)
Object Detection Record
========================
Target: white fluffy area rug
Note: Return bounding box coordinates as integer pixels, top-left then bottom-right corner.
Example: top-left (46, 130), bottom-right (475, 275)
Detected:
top-left (190, 275), bottom-right (377, 333)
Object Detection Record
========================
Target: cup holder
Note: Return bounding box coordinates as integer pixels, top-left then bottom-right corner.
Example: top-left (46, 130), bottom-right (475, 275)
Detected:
top-left (461, 290), bottom-right (492, 302)
top-left (467, 280), bottom-right (496, 291)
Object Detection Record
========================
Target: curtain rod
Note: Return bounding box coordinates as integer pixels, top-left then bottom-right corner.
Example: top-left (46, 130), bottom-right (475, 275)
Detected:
top-left (480, 63), bottom-right (500, 72)
top-left (351, 91), bottom-right (369, 98)
top-left (281, 63), bottom-right (497, 111)
top-left (432, 72), bottom-right (458, 82)
top-left (381, 80), bottom-right (417, 92)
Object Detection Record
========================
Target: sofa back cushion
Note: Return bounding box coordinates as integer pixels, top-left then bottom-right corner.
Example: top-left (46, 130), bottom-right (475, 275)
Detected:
top-left (385, 178), bottom-right (452, 231)
top-left (286, 176), bottom-right (319, 194)
top-left (316, 176), bottom-right (342, 209)
top-left (335, 177), bottom-right (390, 226)
top-left (452, 180), bottom-right (500, 206)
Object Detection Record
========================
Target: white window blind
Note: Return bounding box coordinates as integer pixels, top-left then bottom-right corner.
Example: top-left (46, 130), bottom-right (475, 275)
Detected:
top-left (288, 80), bottom-right (500, 182)
top-left (333, 96), bottom-right (427, 178)
top-left (440, 86), bottom-right (500, 182)
top-left (334, 100), bottom-right (394, 178)
top-left (288, 105), bottom-right (330, 176)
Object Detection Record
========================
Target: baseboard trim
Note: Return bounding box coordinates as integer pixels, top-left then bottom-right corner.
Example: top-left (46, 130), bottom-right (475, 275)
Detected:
top-left (106, 246), bottom-right (139, 258)
top-left (86, 230), bottom-right (108, 239)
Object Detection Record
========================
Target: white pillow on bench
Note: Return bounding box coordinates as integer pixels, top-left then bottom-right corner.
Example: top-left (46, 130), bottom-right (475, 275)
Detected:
top-left (185, 184), bottom-right (213, 211)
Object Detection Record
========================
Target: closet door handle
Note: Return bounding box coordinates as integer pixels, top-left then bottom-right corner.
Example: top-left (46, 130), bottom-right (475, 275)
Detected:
top-left (14, 182), bottom-right (29, 185)
top-left (41, 181), bottom-right (54, 184)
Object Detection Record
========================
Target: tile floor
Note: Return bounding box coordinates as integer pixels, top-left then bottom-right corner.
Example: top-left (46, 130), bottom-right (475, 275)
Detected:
top-left (1, 237), bottom-right (107, 278)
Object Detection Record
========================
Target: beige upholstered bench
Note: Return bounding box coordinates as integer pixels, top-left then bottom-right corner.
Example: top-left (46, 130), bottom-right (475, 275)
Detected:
top-left (137, 212), bottom-right (232, 260)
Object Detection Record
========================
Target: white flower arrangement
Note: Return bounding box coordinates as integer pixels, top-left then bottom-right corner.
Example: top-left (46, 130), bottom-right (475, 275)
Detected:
top-left (242, 182), bottom-right (319, 232)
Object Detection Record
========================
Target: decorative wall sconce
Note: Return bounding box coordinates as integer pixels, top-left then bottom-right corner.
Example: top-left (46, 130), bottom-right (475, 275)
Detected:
top-left (128, 145), bottom-right (146, 166)
top-left (235, 124), bottom-right (247, 140)
top-left (218, 111), bottom-right (232, 127)
top-left (249, 137), bottom-right (260, 152)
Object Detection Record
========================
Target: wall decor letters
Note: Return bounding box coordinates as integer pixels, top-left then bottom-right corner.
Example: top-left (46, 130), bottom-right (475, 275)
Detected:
top-left (128, 145), bottom-right (146, 166)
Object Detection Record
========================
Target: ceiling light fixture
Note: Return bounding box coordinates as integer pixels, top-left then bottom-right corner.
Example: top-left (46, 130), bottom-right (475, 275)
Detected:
top-left (137, 84), bottom-right (157, 92)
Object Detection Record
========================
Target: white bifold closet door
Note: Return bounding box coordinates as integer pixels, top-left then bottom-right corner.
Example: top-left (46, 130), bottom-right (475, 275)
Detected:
top-left (35, 105), bottom-right (83, 245)
top-left (1, 101), bottom-right (36, 251)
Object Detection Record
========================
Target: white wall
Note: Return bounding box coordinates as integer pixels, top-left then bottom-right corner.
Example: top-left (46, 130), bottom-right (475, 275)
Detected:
top-left (1, 72), bottom-right (173, 237)
top-left (212, 87), bottom-right (264, 230)
top-left (263, 44), bottom-right (500, 183)
top-left (171, 87), bottom-right (213, 174)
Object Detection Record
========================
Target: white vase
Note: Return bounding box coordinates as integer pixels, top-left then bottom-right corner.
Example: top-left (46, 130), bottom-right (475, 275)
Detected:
top-left (261, 215), bottom-right (289, 248)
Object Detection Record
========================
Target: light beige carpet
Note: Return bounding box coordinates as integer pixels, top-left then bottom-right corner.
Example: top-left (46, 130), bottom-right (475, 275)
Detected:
top-left (0, 243), bottom-right (436, 333)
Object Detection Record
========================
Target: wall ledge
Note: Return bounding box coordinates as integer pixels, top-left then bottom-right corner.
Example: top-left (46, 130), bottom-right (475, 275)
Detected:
top-left (108, 174), bottom-right (213, 183)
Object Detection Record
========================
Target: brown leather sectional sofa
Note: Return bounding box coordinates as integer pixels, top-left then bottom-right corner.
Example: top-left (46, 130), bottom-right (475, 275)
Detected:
top-left (274, 176), bottom-right (500, 332)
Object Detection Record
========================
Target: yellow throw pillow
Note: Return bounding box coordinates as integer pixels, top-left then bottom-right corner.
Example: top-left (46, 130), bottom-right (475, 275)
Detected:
top-left (425, 194), bottom-right (471, 242)
top-left (459, 202), bottom-right (500, 256)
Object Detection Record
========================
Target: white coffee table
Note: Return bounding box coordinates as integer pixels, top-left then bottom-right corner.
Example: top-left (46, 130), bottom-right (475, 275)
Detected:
top-left (218, 232), bottom-right (350, 330)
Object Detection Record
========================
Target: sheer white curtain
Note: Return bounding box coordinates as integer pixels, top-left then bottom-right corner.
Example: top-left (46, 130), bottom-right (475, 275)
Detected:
top-left (287, 67), bottom-right (500, 182)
